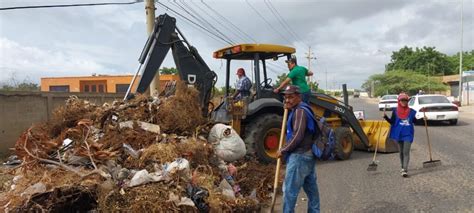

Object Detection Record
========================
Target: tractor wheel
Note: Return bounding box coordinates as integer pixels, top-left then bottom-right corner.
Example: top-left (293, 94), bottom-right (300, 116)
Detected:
top-left (334, 127), bottom-right (354, 160)
top-left (244, 113), bottom-right (282, 164)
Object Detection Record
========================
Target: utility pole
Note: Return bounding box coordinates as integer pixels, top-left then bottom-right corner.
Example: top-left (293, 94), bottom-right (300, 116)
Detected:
top-left (371, 80), bottom-right (375, 98)
top-left (305, 46), bottom-right (317, 90)
top-left (458, 0), bottom-right (464, 104)
top-left (146, 0), bottom-right (160, 97)
top-left (324, 68), bottom-right (328, 92)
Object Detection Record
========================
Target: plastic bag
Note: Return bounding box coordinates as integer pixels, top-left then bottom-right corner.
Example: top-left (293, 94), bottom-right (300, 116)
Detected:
top-left (208, 124), bottom-right (246, 162)
top-left (186, 184), bottom-right (209, 212)
top-left (21, 182), bottom-right (46, 197)
top-left (128, 169), bottom-right (165, 187)
top-left (219, 179), bottom-right (235, 200)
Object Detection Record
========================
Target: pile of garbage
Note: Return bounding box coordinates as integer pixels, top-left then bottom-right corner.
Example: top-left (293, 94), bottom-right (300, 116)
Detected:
top-left (0, 83), bottom-right (278, 212)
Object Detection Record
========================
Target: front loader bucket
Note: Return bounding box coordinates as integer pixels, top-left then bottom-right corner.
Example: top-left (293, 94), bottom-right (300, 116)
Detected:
top-left (353, 120), bottom-right (399, 153)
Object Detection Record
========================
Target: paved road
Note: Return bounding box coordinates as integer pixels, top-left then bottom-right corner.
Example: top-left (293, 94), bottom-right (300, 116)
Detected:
top-left (270, 97), bottom-right (473, 212)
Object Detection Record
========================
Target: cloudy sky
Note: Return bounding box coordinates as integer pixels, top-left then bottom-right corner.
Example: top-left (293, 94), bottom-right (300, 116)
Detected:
top-left (0, 0), bottom-right (472, 89)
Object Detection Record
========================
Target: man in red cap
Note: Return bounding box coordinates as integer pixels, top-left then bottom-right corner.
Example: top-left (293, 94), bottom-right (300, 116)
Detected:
top-left (232, 68), bottom-right (252, 100)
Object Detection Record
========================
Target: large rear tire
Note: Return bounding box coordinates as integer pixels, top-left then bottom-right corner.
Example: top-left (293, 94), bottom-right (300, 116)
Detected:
top-left (244, 114), bottom-right (282, 164)
top-left (334, 127), bottom-right (354, 160)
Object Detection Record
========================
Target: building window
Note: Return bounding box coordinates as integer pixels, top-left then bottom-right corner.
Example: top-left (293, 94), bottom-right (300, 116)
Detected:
top-left (116, 84), bottom-right (130, 93)
top-left (49, 85), bottom-right (70, 92)
top-left (84, 85), bottom-right (90, 92)
top-left (91, 85), bottom-right (97, 92)
top-left (98, 84), bottom-right (104, 93)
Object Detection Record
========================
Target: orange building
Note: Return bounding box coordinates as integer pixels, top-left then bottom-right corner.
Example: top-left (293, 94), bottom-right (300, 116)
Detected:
top-left (40, 74), bottom-right (180, 93)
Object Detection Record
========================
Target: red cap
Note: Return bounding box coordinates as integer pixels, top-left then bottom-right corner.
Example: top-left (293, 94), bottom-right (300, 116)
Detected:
top-left (236, 68), bottom-right (245, 75)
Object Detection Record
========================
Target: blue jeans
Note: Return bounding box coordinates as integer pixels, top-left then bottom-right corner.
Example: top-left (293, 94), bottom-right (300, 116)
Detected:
top-left (283, 152), bottom-right (320, 213)
top-left (302, 92), bottom-right (311, 104)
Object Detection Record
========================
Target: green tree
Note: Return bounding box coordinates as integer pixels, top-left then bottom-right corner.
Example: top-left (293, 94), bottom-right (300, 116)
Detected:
top-left (273, 73), bottom-right (288, 88)
top-left (386, 46), bottom-right (455, 75)
top-left (159, 67), bottom-right (178, 75)
top-left (447, 50), bottom-right (474, 73)
top-left (362, 70), bottom-right (448, 97)
top-left (0, 81), bottom-right (39, 92)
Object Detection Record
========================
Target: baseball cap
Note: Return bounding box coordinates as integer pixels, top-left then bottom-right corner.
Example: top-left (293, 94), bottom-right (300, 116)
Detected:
top-left (285, 55), bottom-right (297, 64)
top-left (281, 85), bottom-right (301, 94)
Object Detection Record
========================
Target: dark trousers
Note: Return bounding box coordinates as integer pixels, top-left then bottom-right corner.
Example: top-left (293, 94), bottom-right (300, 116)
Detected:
top-left (398, 141), bottom-right (412, 171)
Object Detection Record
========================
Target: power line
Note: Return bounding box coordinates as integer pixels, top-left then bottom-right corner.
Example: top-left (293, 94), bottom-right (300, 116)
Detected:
top-left (179, 0), bottom-right (215, 31)
top-left (0, 1), bottom-right (140, 11)
top-left (170, 0), bottom-right (235, 45)
top-left (245, 0), bottom-right (292, 44)
top-left (201, 0), bottom-right (257, 43)
top-left (266, 0), bottom-right (310, 48)
top-left (267, 62), bottom-right (288, 72)
top-left (168, 0), bottom-right (223, 43)
top-left (156, 1), bottom-right (233, 45)
top-left (190, 0), bottom-right (249, 43)
top-left (264, 1), bottom-right (295, 39)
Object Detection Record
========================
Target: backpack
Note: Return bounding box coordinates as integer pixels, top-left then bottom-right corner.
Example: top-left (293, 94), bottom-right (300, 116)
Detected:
top-left (298, 105), bottom-right (336, 161)
top-left (311, 117), bottom-right (336, 161)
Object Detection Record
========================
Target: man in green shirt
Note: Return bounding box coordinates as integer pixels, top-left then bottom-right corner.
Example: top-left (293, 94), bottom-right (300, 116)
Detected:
top-left (273, 56), bottom-right (313, 103)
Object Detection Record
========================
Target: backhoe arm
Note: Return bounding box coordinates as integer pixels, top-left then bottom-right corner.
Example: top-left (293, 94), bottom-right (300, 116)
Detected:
top-left (129, 13), bottom-right (217, 117)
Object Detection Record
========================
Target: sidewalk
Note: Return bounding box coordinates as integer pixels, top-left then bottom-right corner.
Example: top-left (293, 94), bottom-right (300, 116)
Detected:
top-left (459, 104), bottom-right (474, 118)
top-left (362, 97), bottom-right (379, 104)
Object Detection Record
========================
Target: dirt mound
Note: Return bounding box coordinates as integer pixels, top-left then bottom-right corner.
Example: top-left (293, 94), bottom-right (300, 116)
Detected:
top-left (1, 85), bottom-right (276, 212)
top-left (156, 82), bottom-right (205, 133)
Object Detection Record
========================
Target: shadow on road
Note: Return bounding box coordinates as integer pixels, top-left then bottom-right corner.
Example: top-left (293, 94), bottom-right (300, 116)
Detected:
top-left (407, 164), bottom-right (456, 177)
top-left (415, 120), bottom-right (470, 127)
top-left (316, 150), bottom-right (399, 166)
top-left (359, 201), bottom-right (409, 213)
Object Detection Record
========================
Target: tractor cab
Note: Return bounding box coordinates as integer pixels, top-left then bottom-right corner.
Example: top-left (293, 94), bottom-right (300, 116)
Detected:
top-left (211, 44), bottom-right (295, 127)
top-left (213, 44), bottom-right (295, 101)
top-left (210, 44), bottom-right (296, 162)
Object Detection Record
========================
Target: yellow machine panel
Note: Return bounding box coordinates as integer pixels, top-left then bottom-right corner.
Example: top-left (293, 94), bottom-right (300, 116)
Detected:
top-left (354, 120), bottom-right (399, 153)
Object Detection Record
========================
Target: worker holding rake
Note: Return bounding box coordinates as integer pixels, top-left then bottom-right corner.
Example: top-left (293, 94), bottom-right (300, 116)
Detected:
top-left (276, 85), bottom-right (320, 212)
top-left (383, 93), bottom-right (417, 177)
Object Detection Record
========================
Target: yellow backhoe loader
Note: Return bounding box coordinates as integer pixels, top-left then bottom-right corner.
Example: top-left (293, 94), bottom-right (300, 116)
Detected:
top-left (127, 13), bottom-right (397, 164)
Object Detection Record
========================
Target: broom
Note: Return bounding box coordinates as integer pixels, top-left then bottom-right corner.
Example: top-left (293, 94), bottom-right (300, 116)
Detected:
top-left (422, 110), bottom-right (441, 168)
top-left (367, 121), bottom-right (382, 171)
top-left (367, 105), bottom-right (387, 171)
top-left (270, 108), bottom-right (288, 211)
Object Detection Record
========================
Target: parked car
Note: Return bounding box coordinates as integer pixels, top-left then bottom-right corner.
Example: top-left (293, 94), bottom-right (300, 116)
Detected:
top-left (409, 94), bottom-right (459, 125)
top-left (378, 95), bottom-right (398, 111)
top-left (353, 91), bottom-right (360, 98)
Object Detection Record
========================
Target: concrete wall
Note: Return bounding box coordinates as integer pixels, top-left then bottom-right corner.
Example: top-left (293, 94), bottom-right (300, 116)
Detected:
top-left (0, 91), bottom-right (123, 157)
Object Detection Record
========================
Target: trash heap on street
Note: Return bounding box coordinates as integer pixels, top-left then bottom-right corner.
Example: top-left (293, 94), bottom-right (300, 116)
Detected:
top-left (0, 83), bottom-right (279, 212)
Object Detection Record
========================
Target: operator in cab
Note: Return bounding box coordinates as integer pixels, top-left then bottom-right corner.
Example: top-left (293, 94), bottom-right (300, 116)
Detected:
top-left (273, 56), bottom-right (313, 103)
top-left (232, 68), bottom-right (252, 101)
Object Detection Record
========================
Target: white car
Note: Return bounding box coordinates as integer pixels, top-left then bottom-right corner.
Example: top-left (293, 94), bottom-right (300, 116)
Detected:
top-left (378, 95), bottom-right (398, 111)
top-left (409, 94), bottom-right (459, 125)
